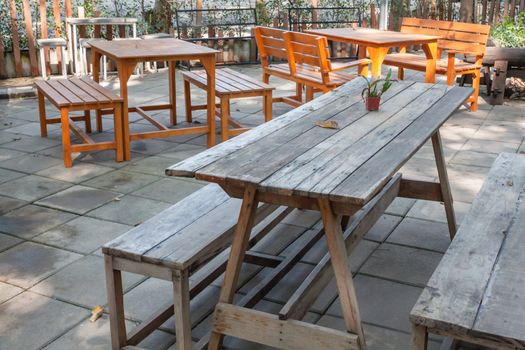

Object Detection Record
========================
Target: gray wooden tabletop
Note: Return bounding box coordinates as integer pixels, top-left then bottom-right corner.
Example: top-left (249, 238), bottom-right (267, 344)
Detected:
top-left (167, 79), bottom-right (472, 205)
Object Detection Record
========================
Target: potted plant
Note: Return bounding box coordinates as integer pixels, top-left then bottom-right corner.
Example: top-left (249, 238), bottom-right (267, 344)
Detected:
top-left (360, 69), bottom-right (395, 111)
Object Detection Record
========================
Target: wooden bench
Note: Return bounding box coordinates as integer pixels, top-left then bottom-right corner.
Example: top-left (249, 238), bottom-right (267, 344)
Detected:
top-left (411, 152), bottom-right (525, 350)
top-left (383, 18), bottom-right (490, 111)
top-left (102, 183), bottom-right (311, 350)
top-left (182, 68), bottom-right (275, 141)
top-left (35, 77), bottom-right (123, 167)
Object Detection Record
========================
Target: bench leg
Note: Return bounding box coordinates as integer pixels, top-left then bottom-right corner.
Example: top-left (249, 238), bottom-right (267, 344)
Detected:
top-left (411, 324), bottom-right (428, 350)
top-left (184, 79), bottom-right (192, 123)
top-left (431, 130), bottom-right (457, 239)
top-left (220, 96), bottom-right (230, 142)
top-left (398, 67), bottom-right (404, 80)
top-left (469, 69), bottom-right (481, 112)
top-left (295, 83), bottom-right (303, 102)
top-left (172, 269), bottom-right (192, 350)
top-left (96, 110), bottom-right (103, 132)
top-left (318, 198), bottom-right (366, 348)
top-left (38, 91), bottom-right (48, 137)
top-left (305, 87), bottom-right (314, 102)
top-left (39, 48), bottom-right (47, 80)
top-left (208, 185), bottom-right (259, 350)
top-left (263, 91), bottom-right (272, 123)
top-left (61, 46), bottom-right (67, 78)
top-left (84, 110), bottom-right (92, 133)
top-left (104, 255), bottom-right (128, 350)
top-left (169, 61), bottom-right (177, 126)
top-left (60, 108), bottom-right (73, 168)
top-left (114, 104), bottom-right (124, 162)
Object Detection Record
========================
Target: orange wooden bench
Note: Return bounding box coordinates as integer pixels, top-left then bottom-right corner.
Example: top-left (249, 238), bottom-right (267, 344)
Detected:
top-left (35, 77), bottom-right (123, 167)
top-left (383, 18), bottom-right (490, 111)
top-left (182, 68), bottom-right (275, 141)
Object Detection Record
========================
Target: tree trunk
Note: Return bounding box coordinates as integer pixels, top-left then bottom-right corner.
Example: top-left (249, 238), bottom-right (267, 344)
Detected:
top-left (459, 0), bottom-right (475, 22)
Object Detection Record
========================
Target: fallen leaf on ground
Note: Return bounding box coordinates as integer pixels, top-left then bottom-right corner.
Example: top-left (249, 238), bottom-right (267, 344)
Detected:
top-left (90, 305), bottom-right (104, 322)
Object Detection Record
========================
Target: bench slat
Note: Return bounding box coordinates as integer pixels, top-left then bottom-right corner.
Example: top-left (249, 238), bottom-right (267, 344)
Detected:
top-left (34, 80), bottom-right (70, 107)
top-left (102, 184), bottom-right (231, 260)
top-left (411, 153), bottom-right (525, 343)
top-left (57, 79), bottom-right (98, 104)
top-left (46, 79), bottom-right (85, 105)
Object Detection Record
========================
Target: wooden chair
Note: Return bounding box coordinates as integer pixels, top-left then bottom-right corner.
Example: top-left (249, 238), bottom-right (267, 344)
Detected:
top-left (35, 77), bottom-right (123, 167)
top-left (383, 18), bottom-right (490, 111)
top-left (283, 31), bottom-right (370, 101)
top-left (254, 27), bottom-right (304, 107)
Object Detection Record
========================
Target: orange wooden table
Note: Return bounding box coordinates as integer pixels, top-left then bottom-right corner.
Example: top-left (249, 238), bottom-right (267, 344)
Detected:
top-left (307, 28), bottom-right (440, 82)
top-left (90, 39), bottom-right (218, 160)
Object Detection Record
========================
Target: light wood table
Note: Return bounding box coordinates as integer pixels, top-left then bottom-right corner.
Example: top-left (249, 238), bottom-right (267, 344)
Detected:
top-left (90, 39), bottom-right (218, 160)
top-left (167, 80), bottom-right (472, 349)
top-left (307, 27), bottom-right (441, 82)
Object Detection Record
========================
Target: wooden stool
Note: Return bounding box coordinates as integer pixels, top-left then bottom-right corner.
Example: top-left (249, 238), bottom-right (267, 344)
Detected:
top-left (182, 68), bottom-right (275, 141)
top-left (35, 77), bottom-right (124, 167)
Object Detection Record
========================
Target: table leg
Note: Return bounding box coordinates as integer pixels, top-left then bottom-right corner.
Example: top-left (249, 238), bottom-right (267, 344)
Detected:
top-left (169, 61), bottom-right (177, 126)
top-left (117, 62), bottom-right (134, 161)
top-left (431, 130), bottom-right (456, 238)
top-left (318, 198), bottom-right (366, 348)
top-left (208, 185), bottom-right (259, 350)
top-left (411, 324), bottom-right (428, 350)
top-left (422, 42), bottom-right (438, 83)
top-left (200, 56), bottom-right (216, 148)
top-left (367, 47), bottom-right (389, 78)
top-left (92, 50), bottom-right (104, 132)
top-left (358, 45), bottom-right (368, 77)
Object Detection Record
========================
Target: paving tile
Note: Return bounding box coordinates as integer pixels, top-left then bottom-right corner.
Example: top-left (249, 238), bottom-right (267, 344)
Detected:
top-left (450, 150), bottom-right (499, 168)
top-left (122, 155), bottom-right (180, 176)
top-left (360, 243), bottom-right (443, 286)
top-left (36, 185), bottom-right (120, 214)
top-left (0, 204), bottom-right (77, 239)
top-left (129, 138), bottom-right (176, 155)
top-left (36, 162), bottom-right (114, 183)
top-left (159, 142), bottom-right (206, 159)
top-left (407, 200), bottom-right (470, 225)
top-left (0, 233), bottom-right (22, 253)
top-left (42, 315), bottom-right (176, 350)
top-left (0, 242), bottom-right (82, 288)
top-left (0, 117), bottom-right (27, 130)
top-left (327, 274), bottom-right (423, 332)
top-left (0, 153), bottom-right (63, 173)
top-left (282, 209), bottom-right (320, 228)
top-left (461, 139), bottom-right (520, 154)
top-left (0, 168), bottom-right (25, 185)
top-left (0, 175), bottom-right (71, 202)
top-left (364, 214), bottom-right (403, 242)
top-left (254, 223), bottom-right (308, 256)
top-left (387, 217), bottom-right (451, 253)
top-left (31, 255), bottom-right (144, 308)
top-left (0, 147), bottom-right (28, 162)
top-left (0, 130), bottom-right (23, 144)
top-left (0, 195), bottom-right (27, 214)
top-left (0, 281), bottom-right (23, 304)
top-left (82, 169), bottom-right (161, 194)
top-left (385, 197), bottom-right (416, 216)
top-left (450, 177), bottom-right (485, 203)
top-left (4, 122), bottom-right (59, 137)
top-left (2, 134), bottom-right (62, 152)
top-left (0, 291), bottom-right (89, 350)
top-left (316, 315), bottom-right (442, 350)
top-left (80, 150), bottom-right (146, 168)
top-left (33, 216), bottom-right (131, 254)
top-left (131, 177), bottom-right (204, 204)
top-left (87, 194), bottom-right (171, 226)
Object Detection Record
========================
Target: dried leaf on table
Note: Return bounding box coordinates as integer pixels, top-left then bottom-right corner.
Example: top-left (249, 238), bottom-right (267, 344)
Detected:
top-left (315, 120), bottom-right (339, 129)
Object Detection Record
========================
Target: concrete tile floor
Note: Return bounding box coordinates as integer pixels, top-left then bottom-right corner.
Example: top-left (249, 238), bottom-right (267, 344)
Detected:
top-left (0, 65), bottom-right (524, 350)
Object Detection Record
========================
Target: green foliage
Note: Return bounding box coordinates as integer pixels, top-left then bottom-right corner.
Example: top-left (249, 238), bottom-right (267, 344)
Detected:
top-left (361, 69), bottom-right (396, 99)
top-left (490, 10), bottom-right (525, 48)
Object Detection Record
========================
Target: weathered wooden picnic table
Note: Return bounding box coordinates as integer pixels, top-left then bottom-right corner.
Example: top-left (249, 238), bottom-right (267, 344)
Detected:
top-left (90, 39), bottom-right (218, 160)
top-left (166, 79), bottom-right (473, 349)
top-left (306, 28), bottom-right (440, 82)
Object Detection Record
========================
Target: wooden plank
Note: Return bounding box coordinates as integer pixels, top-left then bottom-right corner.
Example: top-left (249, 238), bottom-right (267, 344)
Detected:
top-left (0, 26), bottom-right (6, 78)
top-left (330, 86), bottom-right (472, 203)
top-left (166, 80), bottom-right (371, 178)
top-left (57, 79), bottom-right (98, 104)
top-left (39, 0), bottom-right (51, 75)
top-left (102, 184), bottom-right (231, 259)
top-left (46, 80), bottom-right (84, 105)
top-left (51, 0), bottom-right (63, 74)
top-left (258, 81), bottom-right (422, 196)
top-left (9, 0), bottom-right (22, 77)
top-left (411, 153), bottom-right (525, 337)
top-left (21, 0), bottom-right (38, 76)
top-left (213, 303), bottom-right (359, 350)
top-left (34, 80), bottom-right (70, 107)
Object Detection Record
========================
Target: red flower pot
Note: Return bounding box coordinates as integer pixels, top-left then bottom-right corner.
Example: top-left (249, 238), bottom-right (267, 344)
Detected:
top-left (365, 96), bottom-right (381, 111)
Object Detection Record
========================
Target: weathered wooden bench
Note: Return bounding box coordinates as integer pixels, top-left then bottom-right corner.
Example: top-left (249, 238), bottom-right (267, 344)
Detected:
top-left (411, 152), bottom-right (525, 350)
top-left (103, 183), bottom-right (311, 350)
top-left (182, 68), bottom-right (275, 141)
top-left (35, 77), bottom-right (123, 167)
top-left (383, 18), bottom-right (490, 111)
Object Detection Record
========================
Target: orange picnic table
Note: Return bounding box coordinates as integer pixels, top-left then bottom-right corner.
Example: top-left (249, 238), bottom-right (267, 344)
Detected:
top-left (307, 27), bottom-right (441, 82)
top-left (90, 38), bottom-right (218, 160)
